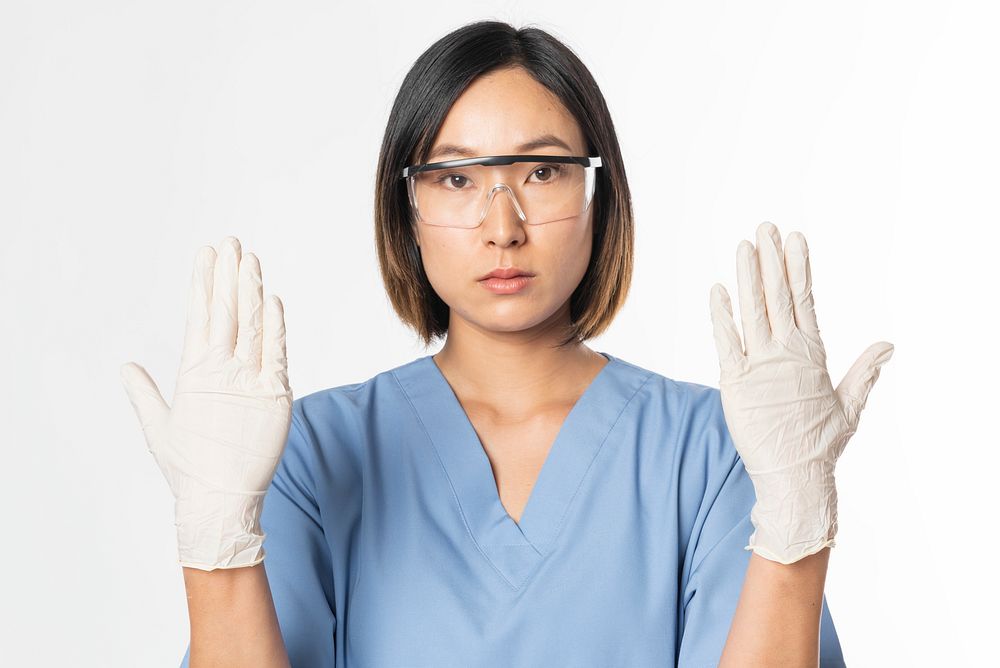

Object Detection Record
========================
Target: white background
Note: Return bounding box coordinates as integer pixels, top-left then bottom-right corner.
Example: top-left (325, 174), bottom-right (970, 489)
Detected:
top-left (2, 1), bottom-right (996, 665)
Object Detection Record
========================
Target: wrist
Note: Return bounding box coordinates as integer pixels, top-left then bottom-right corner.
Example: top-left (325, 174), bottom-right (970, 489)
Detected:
top-left (744, 459), bottom-right (839, 565)
top-left (174, 484), bottom-right (267, 570)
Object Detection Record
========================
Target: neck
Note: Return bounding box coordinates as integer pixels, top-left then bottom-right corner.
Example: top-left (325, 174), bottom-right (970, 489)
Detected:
top-left (431, 307), bottom-right (606, 418)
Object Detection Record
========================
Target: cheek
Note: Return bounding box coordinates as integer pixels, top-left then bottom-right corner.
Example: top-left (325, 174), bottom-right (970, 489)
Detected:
top-left (417, 235), bottom-right (469, 297)
top-left (549, 222), bottom-right (594, 287)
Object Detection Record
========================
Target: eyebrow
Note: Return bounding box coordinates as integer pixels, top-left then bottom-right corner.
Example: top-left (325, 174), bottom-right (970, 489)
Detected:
top-left (426, 133), bottom-right (575, 162)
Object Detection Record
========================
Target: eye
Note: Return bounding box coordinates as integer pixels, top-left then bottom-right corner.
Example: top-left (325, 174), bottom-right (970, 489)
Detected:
top-left (529, 165), bottom-right (561, 183)
top-left (434, 173), bottom-right (470, 189)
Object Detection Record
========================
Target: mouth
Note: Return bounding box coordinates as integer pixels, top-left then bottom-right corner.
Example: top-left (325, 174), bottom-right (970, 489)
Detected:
top-left (477, 267), bottom-right (535, 281)
top-left (478, 274), bottom-right (534, 294)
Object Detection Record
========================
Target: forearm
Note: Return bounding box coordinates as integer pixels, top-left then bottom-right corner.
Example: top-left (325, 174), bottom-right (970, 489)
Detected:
top-left (718, 546), bottom-right (831, 668)
top-left (183, 562), bottom-right (290, 668)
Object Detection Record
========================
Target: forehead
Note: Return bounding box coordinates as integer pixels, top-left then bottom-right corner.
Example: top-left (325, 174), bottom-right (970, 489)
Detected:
top-left (427, 66), bottom-right (587, 159)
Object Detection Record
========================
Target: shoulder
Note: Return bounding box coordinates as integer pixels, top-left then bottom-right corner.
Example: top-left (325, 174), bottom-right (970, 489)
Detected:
top-left (275, 360), bottom-right (422, 505)
top-left (604, 353), bottom-right (736, 469)
top-left (287, 355), bottom-right (429, 460)
top-left (604, 353), bottom-right (725, 424)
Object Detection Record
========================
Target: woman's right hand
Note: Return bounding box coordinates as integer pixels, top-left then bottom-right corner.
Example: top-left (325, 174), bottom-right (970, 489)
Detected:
top-left (120, 237), bottom-right (294, 571)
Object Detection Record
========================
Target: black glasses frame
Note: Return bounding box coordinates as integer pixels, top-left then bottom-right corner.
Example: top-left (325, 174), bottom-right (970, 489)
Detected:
top-left (401, 154), bottom-right (602, 179)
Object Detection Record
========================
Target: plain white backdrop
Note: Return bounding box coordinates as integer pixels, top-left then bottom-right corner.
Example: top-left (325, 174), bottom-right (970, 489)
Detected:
top-left (2, 1), bottom-right (996, 665)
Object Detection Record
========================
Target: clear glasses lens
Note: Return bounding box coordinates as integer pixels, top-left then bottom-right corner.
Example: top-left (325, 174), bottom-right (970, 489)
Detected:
top-left (408, 161), bottom-right (597, 228)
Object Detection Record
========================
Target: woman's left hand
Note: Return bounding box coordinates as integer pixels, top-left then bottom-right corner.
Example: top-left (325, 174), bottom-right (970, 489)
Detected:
top-left (709, 222), bottom-right (894, 565)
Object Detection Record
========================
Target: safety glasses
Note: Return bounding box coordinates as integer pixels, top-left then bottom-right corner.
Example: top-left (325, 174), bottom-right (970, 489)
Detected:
top-left (401, 154), bottom-right (602, 229)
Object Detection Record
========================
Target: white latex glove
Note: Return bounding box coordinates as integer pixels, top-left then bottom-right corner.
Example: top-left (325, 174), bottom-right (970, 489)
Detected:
top-left (709, 222), bottom-right (894, 565)
top-left (120, 237), bottom-right (293, 571)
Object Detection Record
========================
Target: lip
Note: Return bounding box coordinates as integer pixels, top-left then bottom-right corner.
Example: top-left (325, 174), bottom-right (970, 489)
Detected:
top-left (479, 275), bottom-right (533, 295)
top-left (478, 267), bottom-right (535, 280)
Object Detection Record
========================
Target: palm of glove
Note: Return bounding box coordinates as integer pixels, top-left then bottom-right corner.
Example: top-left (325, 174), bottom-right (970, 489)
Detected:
top-left (160, 342), bottom-right (292, 500)
top-left (709, 222), bottom-right (894, 564)
top-left (717, 313), bottom-right (851, 478)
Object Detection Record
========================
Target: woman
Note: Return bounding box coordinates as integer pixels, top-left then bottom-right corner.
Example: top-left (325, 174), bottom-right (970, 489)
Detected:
top-left (121, 20), bottom-right (891, 667)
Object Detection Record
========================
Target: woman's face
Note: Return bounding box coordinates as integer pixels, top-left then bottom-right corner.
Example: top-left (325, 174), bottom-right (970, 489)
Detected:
top-left (411, 66), bottom-right (595, 337)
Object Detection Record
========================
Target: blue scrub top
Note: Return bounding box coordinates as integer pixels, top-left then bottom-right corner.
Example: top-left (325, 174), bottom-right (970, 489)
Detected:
top-left (180, 352), bottom-right (847, 667)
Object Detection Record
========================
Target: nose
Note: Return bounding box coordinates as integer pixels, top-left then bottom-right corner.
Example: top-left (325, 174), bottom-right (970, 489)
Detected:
top-left (478, 184), bottom-right (528, 245)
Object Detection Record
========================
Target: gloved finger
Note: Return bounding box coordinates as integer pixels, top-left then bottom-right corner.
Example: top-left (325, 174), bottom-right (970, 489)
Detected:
top-left (209, 237), bottom-right (241, 353)
top-left (784, 231), bottom-right (824, 350)
top-left (234, 252), bottom-right (264, 371)
top-left (180, 245), bottom-right (215, 372)
top-left (835, 341), bottom-right (895, 433)
top-left (120, 362), bottom-right (170, 453)
top-left (710, 283), bottom-right (744, 374)
top-left (755, 222), bottom-right (797, 346)
top-left (736, 239), bottom-right (771, 356)
top-left (261, 294), bottom-right (290, 393)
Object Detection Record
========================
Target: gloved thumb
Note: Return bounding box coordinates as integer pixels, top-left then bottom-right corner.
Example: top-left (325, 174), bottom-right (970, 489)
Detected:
top-left (120, 362), bottom-right (170, 453)
top-left (835, 341), bottom-right (895, 432)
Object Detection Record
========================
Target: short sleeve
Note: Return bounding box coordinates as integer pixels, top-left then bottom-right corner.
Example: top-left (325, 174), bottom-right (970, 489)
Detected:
top-left (676, 387), bottom-right (847, 668)
top-left (179, 401), bottom-right (337, 667)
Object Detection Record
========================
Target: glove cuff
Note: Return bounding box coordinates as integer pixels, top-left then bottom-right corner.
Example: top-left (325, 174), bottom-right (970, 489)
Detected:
top-left (173, 482), bottom-right (268, 571)
top-left (743, 459), bottom-right (839, 565)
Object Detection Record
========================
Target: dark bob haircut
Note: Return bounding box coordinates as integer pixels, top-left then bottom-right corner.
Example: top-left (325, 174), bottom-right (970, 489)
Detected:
top-left (374, 20), bottom-right (634, 349)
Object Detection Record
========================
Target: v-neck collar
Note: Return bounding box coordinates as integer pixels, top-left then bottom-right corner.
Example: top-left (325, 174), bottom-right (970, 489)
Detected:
top-left (392, 351), bottom-right (653, 590)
